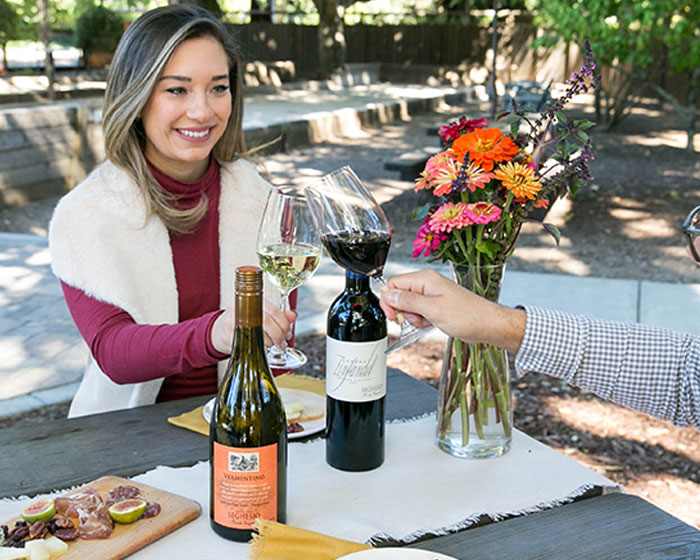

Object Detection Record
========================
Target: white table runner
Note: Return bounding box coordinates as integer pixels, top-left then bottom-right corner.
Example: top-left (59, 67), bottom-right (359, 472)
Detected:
top-left (1, 416), bottom-right (619, 558)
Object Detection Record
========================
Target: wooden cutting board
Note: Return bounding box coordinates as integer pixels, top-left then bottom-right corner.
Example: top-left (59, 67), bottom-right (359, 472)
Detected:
top-left (2, 476), bottom-right (201, 559)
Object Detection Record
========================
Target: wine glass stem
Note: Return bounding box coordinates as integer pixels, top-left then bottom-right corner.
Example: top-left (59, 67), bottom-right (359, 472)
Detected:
top-left (373, 274), bottom-right (408, 325)
top-left (268, 290), bottom-right (290, 357)
top-left (279, 290), bottom-right (290, 314)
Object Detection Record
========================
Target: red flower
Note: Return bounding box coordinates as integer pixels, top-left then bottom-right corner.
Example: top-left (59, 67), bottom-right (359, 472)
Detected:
top-left (438, 117), bottom-right (490, 143)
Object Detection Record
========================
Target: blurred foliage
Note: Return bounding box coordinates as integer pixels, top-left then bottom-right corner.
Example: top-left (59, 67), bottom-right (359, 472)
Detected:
top-left (0, 0), bottom-right (20, 70)
top-left (0, 0), bottom-right (21, 45)
top-left (532, 0), bottom-right (699, 131)
top-left (74, 3), bottom-right (124, 54)
top-left (532, 0), bottom-right (699, 73)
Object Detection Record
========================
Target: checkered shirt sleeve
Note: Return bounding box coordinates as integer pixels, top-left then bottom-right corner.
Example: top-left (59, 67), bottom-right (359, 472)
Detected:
top-left (514, 306), bottom-right (700, 429)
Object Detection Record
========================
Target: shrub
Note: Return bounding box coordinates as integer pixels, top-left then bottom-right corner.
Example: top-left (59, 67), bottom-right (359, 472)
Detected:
top-left (75, 5), bottom-right (123, 59)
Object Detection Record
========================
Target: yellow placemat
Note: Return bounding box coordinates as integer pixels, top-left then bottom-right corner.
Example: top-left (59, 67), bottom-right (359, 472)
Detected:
top-left (167, 374), bottom-right (325, 436)
top-left (274, 373), bottom-right (325, 395)
top-left (249, 519), bottom-right (371, 560)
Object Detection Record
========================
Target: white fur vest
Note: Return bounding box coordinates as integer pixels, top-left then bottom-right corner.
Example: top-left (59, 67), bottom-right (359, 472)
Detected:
top-left (49, 159), bottom-right (271, 417)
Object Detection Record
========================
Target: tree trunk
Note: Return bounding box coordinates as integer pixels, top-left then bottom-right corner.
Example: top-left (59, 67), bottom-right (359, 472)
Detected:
top-left (685, 66), bottom-right (699, 153)
top-left (315, 0), bottom-right (345, 79)
top-left (489, 0), bottom-right (498, 119)
top-left (37, 0), bottom-right (55, 100)
top-left (250, 0), bottom-right (271, 22)
top-left (177, 0), bottom-right (224, 19)
top-left (1, 41), bottom-right (8, 72)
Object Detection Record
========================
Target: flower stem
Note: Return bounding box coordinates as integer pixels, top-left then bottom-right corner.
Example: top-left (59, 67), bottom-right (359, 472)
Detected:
top-left (459, 384), bottom-right (470, 447)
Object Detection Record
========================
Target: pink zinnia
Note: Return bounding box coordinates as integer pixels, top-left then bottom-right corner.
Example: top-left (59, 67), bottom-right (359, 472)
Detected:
top-left (428, 202), bottom-right (472, 233)
top-left (464, 202), bottom-right (502, 225)
top-left (412, 224), bottom-right (446, 258)
top-left (415, 151), bottom-right (459, 196)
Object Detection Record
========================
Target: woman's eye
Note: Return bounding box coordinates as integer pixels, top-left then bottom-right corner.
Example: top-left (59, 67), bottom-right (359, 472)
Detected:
top-left (166, 87), bottom-right (187, 95)
top-left (212, 84), bottom-right (230, 95)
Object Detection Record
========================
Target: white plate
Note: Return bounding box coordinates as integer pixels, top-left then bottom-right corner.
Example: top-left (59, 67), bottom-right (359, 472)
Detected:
top-left (202, 387), bottom-right (326, 440)
top-left (337, 549), bottom-right (458, 560)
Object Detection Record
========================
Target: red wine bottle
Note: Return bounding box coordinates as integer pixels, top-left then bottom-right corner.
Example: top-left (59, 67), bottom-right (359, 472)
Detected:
top-left (326, 270), bottom-right (387, 471)
top-left (209, 266), bottom-right (287, 541)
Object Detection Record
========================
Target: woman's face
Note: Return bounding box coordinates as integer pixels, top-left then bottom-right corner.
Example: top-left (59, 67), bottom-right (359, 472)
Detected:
top-left (141, 35), bottom-right (232, 182)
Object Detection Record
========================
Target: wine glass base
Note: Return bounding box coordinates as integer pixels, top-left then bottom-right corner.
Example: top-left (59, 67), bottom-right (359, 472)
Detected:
top-left (386, 325), bottom-right (434, 354)
top-left (266, 347), bottom-right (308, 370)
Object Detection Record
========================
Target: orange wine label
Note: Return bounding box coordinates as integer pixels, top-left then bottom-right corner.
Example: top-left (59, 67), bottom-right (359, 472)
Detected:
top-left (212, 441), bottom-right (278, 529)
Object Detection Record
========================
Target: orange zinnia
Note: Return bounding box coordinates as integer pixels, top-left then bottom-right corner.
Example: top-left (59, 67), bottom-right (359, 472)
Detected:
top-left (494, 161), bottom-right (543, 200)
top-left (451, 128), bottom-right (518, 172)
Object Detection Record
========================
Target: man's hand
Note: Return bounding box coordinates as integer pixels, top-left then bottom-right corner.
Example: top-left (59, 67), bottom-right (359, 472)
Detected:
top-left (379, 269), bottom-right (526, 354)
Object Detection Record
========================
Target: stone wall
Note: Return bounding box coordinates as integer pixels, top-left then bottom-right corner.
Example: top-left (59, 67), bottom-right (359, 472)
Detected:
top-left (0, 102), bottom-right (103, 208)
top-left (0, 61), bottom-right (302, 209)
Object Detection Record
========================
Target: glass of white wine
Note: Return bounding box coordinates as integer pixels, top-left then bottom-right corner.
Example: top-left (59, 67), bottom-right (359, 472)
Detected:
top-left (257, 185), bottom-right (322, 369)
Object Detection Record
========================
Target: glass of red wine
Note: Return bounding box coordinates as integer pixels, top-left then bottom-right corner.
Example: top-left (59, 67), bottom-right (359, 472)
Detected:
top-left (305, 166), bottom-right (433, 353)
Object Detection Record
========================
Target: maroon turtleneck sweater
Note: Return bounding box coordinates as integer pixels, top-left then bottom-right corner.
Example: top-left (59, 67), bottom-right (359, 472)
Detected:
top-left (60, 159), bottom-right (228, 401)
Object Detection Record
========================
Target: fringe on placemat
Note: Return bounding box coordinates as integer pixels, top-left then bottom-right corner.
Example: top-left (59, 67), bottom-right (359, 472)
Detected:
top-left (248, 518), bottom-right (268, 559)
top-left (366, 482), bottom-right (621, 546)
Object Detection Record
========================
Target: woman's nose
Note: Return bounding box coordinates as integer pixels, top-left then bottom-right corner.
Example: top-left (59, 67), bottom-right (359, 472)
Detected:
top-left (186, 91), bottom-right (213, 121)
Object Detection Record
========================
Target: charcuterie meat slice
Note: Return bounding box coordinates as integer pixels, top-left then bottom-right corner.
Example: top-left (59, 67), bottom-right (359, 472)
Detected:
top-left (104, 485), bottom-right (142, 507)
top-left (77, 505), bottom-right (113, 540)
top-left (54, 488), bottom-right (102, 517)
top-left (141, 502), bottom-right (161, 519)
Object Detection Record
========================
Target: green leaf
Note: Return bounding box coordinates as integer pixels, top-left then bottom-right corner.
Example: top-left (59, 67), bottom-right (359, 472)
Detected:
top-left (575, 119), bottom-right (595, 130)
top-left (510, 121), bottom-right (520, 137)
top-left (412, 203), bottom-right (431, 222)
top-left (568, 176), bottom-right (580, 198)
top-left (554, 111), bottom-right (568, 124)
top-left (475, 239), bottom-right (499, 259)
top-left (542, 223), bottom-right (561, 245)
top-left (574, 130), bottom-right (589, 143)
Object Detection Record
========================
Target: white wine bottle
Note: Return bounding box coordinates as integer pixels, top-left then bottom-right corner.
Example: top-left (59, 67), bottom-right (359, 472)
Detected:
top-left (209, 266), bottom-right (287, 541)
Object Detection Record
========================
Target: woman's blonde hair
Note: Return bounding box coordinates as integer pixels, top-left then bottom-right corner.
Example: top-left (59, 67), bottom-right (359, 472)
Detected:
top-left (102, 5), bottom-right (245, 234)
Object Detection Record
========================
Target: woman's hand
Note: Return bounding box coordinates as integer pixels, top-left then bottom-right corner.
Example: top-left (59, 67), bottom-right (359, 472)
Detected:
top-left (210, 300), bottom-right (296, 355)
top-left (263, 301), bottom-right (297, 349)
top-left (379, 269), bottom-right (526, 354)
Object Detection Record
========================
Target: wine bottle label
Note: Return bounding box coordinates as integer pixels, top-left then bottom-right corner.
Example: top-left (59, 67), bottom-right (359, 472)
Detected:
top-left (326, 337), bottom-right (387, 402)
top-left (212, 441), bottom-right (278, 529)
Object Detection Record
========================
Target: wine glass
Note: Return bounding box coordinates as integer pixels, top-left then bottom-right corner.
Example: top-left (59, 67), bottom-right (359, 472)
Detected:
top-left (257, 184), bottom-right (322, 369)
top-left (304, 166), bottom-right (433, 353)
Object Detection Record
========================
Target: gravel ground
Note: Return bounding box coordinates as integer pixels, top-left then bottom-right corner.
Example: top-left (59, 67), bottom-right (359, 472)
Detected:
top-left (1, 97), bottom-right (699, 529)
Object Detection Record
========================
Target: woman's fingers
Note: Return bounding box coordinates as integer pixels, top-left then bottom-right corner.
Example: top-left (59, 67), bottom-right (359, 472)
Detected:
top-left (210, 308), bottom-right (234, 355)
top-left (263, 301), bottom-right (296, 348)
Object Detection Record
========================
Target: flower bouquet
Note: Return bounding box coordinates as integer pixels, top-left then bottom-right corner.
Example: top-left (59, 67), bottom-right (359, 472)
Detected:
top-left (413, 41), bottom-right (600, 458)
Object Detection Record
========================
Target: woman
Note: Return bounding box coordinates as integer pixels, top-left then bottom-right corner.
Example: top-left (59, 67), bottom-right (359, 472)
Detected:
top-left (49, 5), bottom-right (293, 417)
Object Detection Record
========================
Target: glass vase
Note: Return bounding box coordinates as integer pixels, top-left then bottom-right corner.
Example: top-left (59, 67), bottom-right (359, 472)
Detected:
top-left (435, 262), bottom-right (513, 459)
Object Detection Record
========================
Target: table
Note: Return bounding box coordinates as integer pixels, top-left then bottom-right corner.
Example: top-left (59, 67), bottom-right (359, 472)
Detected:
top-left (2, 369), bottom-right (699, 559)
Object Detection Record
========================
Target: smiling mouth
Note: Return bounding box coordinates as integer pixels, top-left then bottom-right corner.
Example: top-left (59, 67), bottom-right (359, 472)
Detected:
top-left (178, 128), bottom-right (211, 139)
